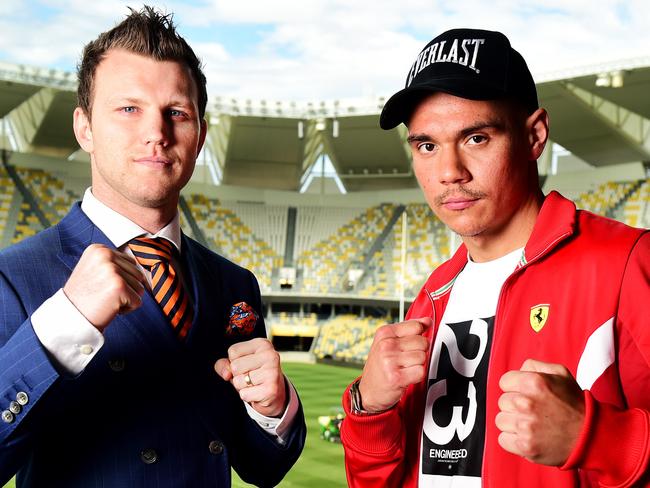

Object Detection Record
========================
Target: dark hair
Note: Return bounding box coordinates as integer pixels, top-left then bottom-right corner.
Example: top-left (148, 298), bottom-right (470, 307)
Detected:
top-left (77, 5), bottom-right (207, 118)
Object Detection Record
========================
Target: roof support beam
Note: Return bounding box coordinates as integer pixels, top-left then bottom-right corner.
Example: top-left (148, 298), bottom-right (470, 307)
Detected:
top-left (563, 82), bottom-right (650, 159)
top-left (6, 87), bottom-right (56, 152)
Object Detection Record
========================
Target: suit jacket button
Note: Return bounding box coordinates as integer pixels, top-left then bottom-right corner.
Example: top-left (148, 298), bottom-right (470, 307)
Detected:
top-left (208, 440), bottom-right (224, 455)
top-left (109, 359), bottom-right (126, 372)
top-left (1, 410), bottom-right (14, 424)
top-left (140, 448), bottom-right (158, 464)
top-left (16, 392), bottom-right (28, 406)
top-left (8, 401), bottom-right (21, 415)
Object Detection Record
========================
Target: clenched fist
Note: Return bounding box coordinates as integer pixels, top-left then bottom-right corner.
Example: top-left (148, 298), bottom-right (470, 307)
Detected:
top-left (496, 359), bottom-right (585, 465)
top-left (358, 318), bottom-right (432, 413)
top-left (215, 338), bottom-right (287, 417)
top-left (63, 244), bottom-right (146, 331)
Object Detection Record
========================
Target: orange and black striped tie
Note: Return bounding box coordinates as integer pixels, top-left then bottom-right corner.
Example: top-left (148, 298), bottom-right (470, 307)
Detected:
top-left (128, 237), bottom-right (193, 340)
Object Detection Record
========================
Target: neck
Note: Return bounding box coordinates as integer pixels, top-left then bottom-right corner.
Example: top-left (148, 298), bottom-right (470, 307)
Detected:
top-left (90, 187), bottom-right (177, 234)
top-left (464, 191), bottom-right (544, 263)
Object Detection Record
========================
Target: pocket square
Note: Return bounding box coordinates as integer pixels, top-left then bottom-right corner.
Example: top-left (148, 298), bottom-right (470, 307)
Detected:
top-left (225, 302), bottom-right (258, 336)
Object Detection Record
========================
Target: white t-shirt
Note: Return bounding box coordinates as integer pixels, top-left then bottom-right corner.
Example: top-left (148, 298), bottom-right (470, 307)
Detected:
top-left (419, 247), bottom-right (523, 488)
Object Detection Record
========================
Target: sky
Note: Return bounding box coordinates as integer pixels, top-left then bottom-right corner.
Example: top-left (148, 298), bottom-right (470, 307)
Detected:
top-left (1, 0), bottom-right (649, 103)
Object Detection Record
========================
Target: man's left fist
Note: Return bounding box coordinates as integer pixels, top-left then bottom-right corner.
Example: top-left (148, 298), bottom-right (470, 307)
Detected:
top-left (215, 338), bottom-right (287, 417)
top-left (496, 359), bottom-right (585, 466)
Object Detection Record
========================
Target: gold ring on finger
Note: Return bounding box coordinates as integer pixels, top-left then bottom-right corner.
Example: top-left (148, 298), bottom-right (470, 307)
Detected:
top-left (244, 372), bottom-right (253, 387)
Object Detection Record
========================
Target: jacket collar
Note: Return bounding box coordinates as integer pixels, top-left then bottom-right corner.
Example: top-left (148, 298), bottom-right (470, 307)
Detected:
top-left (425, 191), bottom-right (577, 299)
top-left (522, 190), bottom-right (577, 264)
top-left (55, 202), bottom-right (181, 351)
top-left (56, 202), bottom-right (114, 269)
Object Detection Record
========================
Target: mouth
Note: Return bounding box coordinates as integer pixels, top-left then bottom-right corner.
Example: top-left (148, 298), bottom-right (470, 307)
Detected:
top-left (440, 197), bottom-right (479, 211)
top-left (133, 156), bottom-right (173, 168)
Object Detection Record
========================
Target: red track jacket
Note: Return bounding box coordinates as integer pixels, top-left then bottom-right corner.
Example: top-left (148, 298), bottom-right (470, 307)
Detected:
top-left (341, 192), bottom-right (650, 487)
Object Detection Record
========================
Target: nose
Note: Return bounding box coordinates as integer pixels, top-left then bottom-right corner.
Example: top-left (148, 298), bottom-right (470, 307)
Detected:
top-left (438, 147), bottom-right (470, 185)
top-left (142, 111), bottom-right (170, 147)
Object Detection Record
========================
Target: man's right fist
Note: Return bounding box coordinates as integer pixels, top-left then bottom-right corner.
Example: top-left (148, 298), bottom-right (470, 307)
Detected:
top-left (63, 244), bottom-right (146, 331)
top-left (358, 318), bottom-right (431, 412)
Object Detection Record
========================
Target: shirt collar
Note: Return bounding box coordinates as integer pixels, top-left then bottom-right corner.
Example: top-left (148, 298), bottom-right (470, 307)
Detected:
top-left (80, 187), bottom-right (182, 253)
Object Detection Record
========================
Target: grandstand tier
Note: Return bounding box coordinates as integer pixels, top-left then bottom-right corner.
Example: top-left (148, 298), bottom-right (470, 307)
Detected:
top-left (1, 162), bottom-right (647, 364)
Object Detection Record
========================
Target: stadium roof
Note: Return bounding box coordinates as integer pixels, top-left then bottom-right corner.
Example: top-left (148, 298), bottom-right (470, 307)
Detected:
top-left (1, 58), bottom-right (649, 191)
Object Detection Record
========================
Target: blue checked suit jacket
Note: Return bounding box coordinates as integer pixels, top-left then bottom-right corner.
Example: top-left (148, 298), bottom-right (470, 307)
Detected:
top-left (0, 203), bottom-right (305, 487)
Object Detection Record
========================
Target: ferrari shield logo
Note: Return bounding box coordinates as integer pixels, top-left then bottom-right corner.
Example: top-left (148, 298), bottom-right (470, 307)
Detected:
top-left (530, 304), bottom-right (550, 332)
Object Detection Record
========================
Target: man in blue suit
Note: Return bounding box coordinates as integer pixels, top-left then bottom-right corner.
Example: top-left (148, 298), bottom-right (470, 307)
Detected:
top-left (0, 6), bottom-right (305, 487)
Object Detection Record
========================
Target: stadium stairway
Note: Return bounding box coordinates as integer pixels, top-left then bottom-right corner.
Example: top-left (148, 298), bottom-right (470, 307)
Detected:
top-left (353, 204), bottom-right (405, 292)
top-left (178, 194), bottom-right (211, 249)
top-left (3, 164), bottom-right (51, 229)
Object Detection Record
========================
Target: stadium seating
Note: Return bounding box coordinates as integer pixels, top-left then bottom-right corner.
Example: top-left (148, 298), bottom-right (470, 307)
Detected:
top-left (15, 167), bottom-right (82, 223)
top-left (312, 314), bottom-right (388, 363)
top-left (296, 204), bottom-right (396, 294)
top-left (574, 180), bottom-right (638, 217)
top-left (183, 194), bottom-right (281, 291)
top-left (358, 204), bottom-right (451, 298)
top-left (0, 167), bottom-right (17, 244)
top-left (0, 167), bottom-right (647, 304)
top-left (1, 166), bottom-right (649, 367)
top-left (620, 179), bottom-right (650, 228)
top-left (221, 201), bottom-right (288, 258)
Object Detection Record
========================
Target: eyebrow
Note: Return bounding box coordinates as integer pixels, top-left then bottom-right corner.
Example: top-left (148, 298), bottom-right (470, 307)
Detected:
top-left (406, 133), bottom-right (430, 144)
top-left (109, 96), bottom-right (194, 108)
top-left (407, 118), bottom-right (507, 144)
top-left (459, 119), bottom-right (506, 137)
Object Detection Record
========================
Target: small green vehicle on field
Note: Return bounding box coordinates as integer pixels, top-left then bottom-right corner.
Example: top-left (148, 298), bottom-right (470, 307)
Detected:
top-left (318, 409), bottom-right (344, 443)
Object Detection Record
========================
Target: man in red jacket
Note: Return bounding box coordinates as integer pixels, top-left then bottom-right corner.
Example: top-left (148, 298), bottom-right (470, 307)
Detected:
top-left (341, 28), bottom-right (650, 487)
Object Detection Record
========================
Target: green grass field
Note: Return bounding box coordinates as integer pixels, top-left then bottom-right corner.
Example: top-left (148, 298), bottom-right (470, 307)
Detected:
top-left (2, 362), bottom-right (359, 488)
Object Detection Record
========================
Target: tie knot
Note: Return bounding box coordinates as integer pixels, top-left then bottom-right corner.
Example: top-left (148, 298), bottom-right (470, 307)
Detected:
top-left (128, 237), bottom-right (175, 268)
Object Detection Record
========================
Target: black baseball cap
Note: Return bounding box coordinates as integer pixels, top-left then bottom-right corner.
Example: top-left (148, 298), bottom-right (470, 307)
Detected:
top-left (379, 28), bottom-right (538, 130)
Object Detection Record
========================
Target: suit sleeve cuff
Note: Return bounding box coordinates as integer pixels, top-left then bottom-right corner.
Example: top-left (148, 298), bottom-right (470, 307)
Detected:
top-left (244, 377), bottom-right (299, 445)
top-left (31, 289), bottom-right (104, 375)
top-left (561, 390), bottom-right (650, 487)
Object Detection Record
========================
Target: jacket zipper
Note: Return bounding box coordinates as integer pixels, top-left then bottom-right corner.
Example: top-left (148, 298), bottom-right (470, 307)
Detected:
top-left (481, 231), bottom-right (571, 486)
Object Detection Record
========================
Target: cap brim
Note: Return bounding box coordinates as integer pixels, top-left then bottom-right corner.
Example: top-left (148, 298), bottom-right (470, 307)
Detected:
top-left (379, 79), bottom-right (505, 130)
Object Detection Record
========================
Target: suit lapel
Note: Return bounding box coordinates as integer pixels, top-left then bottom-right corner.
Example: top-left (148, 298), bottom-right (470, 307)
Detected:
top-left (180, 236), bottom-right (224, 351)
top-left (55, 203), bottom-right (179, 353)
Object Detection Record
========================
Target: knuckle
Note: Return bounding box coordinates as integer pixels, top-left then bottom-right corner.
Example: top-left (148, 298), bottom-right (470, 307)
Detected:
top-left (527, 374), bottom-right (548, 395)
top-left (516, 395), bottom-right (534, 413)
top-left (515, 417), bottom-right (536, 437)
top-left (374, 325), bottom-right (392, 340)
top-left (381, 355), bottom-right (396, 372)
top-left (518, 437), bottom-right (542, 461)
top-left (521, 358), bottom-right (536, 370)
top-left (414, 350), bottom-right (427, 364)
top-left (376, 339), bottom-right (391, 354)
top-left (386, 369), bottom-right (400, 387)
top-left (497, 393), bottom-right (508, 410)
top-left (413, 364), bottom-right (426, 382)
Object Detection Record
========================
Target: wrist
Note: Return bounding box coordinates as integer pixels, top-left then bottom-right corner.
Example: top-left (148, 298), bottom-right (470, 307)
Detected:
top-left (351, 379), bottom-right (395, 415)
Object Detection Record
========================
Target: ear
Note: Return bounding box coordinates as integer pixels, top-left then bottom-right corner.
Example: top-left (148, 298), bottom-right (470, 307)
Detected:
top-left (526, 108), bottom-right (549, 161)
top-left (73, 107), bottom-right (94, 153)
top-left (196, 118), bottom-right (208, 157)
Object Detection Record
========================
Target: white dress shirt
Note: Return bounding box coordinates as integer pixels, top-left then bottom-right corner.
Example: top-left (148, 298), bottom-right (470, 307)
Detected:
top-left (31, 188), bottom-right (298, 443)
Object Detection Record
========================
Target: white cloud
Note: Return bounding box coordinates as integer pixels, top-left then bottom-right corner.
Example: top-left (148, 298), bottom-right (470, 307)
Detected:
top-left (0, 0), bottom-right (648, 101)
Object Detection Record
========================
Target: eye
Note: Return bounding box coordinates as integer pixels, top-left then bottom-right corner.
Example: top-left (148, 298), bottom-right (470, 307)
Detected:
top-left (169, 109), bottom-right (187, 118)
top-left (122, 106), bottom-right (137, 113)
top-left (417, 142), bottom-right (436, 154)
top-left (467, 134), bottom-right (487, 145)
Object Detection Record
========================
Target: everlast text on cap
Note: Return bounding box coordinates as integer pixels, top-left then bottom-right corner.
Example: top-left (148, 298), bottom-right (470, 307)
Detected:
top-left (379, 28), bottom-right (538, 130)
